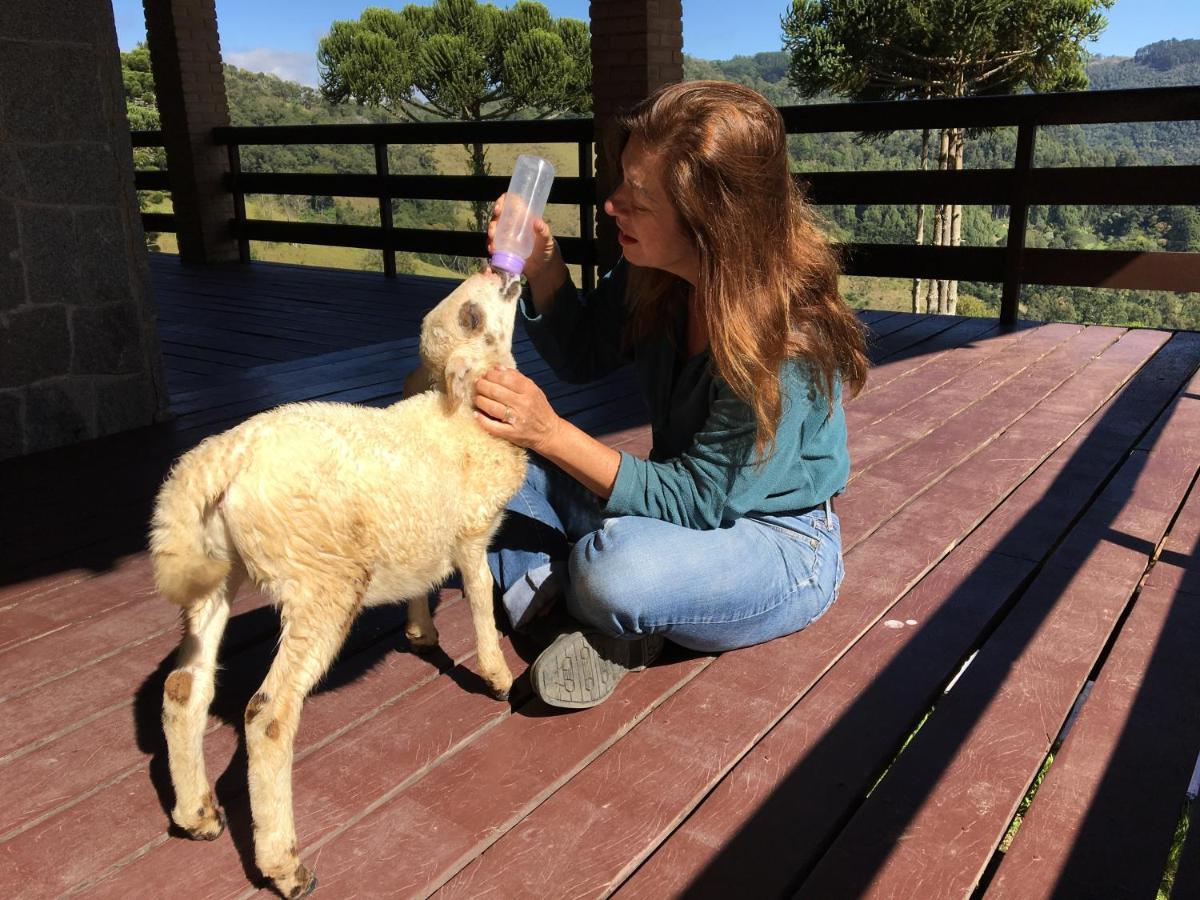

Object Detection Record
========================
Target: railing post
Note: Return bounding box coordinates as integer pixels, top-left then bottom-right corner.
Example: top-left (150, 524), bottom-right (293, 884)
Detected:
top-left (579, 138), bottom-right (596, 291)
top-left (227, 141), bottom-right (250, 264)
top-left (1001, 122), bottom-right (1037, 326)
top-left (375, 142), bottom-right (396, 278)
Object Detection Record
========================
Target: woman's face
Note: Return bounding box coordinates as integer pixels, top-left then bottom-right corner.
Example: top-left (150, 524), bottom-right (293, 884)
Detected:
top-left (603, 136), bottom-right (699, 283)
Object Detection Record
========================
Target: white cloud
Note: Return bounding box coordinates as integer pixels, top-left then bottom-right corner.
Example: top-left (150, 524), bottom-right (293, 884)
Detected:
top-left (224, 48), bottom-right (319, 87)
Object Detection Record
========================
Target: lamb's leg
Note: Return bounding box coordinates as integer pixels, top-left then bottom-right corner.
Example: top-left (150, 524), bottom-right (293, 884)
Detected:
top-left (455, 536), bottom-right (513, 700)
top-left (245, 583), bottom-right (360, 899)
top-left (405, 592), bottom-right (439, 651)
top-left (163, 566), bottom-right (242, 840)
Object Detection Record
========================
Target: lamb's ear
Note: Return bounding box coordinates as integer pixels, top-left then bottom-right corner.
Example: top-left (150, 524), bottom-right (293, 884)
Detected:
top-left (442, 349), bottom-right (484, 413)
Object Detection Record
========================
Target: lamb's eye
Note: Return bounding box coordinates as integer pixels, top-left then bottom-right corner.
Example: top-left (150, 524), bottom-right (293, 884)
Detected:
top-left (458, 301), bottom-right (484, 333)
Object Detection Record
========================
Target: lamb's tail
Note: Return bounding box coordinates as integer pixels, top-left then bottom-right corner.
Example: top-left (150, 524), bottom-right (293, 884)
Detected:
top-left (150, 435), bottom-right (239, 607)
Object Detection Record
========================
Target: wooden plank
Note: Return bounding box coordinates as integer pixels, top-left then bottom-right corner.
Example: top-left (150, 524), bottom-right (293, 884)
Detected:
top-left (5, 333), bottom-right (541, 503)
top-left (867, 313), bottom-right (969, 361)
top-left (0, 574), bottom-right (165, 696)
top-left (156, 294), bottom-right (424, 340)
top-left (9, 340), bottom-right (537, 503)
top-left (847, 323), bottom-right (1038, 432)
top-left (958, 332), bottom-right (1200, 562)
top-left (158, 354), bottom-right (245, 378)
top-left (2, 393), bottom-right (642, 627)
top-left (167, 347), bottom-right (416, 415)
top-left (149, 267), bottom-right (454, 310)
top-left (456, 550), bottom-right (1030, 900)
top-left (796, 363), bottom-right (1200, 900)
top-left (2, 364), bottom-right (639, 578)
top-left (440, 328), bottom-right (1176, 899)
top-left (0, 590), bottom-right (457, 841)
top-left (164, 370), bottom-right (219, 392)
top-left (986, 473), bottom-right (1200, 898)
top-left (0, 594), bottom-right (507, 897)
top-left (168, 339), bottom-right (418, 401)
top-left (863, 311), bottom-right (929, 342)
top-left (857, 309), bottom-right (898, 326)
top-left (156, 322), bottom-right (344, 359)
top-left (160, 340), bottom-right (278, 369)
top-left (254, 658), bottom-right (711, 899)
top-left (846, 322), bottom-right (1088, 481)
top-left (154, 286), bottom-right (427, 326)
top-left (873, 314), bottom-right (1003, 362)
top-left (0, 589), bottom-right (273, 761)
top-left (618, 331), bottom-right (1190, 898)
top-left (841, 326), bottom-right (1122, 550)
top-left (852, 317), bottom-right (1008, 400)
top-left (0, 559), bottom-right (164, 651)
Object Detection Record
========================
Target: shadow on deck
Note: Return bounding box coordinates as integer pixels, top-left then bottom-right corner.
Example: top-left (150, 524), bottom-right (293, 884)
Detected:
top-left (1, 254), bottom-right (1198, 899)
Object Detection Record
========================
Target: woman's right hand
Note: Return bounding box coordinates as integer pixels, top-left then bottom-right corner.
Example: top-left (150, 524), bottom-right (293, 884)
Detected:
top-left (487, 193), bottom-right (566, 295)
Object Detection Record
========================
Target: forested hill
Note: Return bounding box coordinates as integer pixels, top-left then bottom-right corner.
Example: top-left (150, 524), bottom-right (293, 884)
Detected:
top-left (1087, 38), bottom-right (1200, 88)
top-left (684, 38), bottom-right (1200, 101)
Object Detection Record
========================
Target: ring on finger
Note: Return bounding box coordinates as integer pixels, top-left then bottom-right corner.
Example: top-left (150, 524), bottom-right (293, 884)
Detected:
top-left (504, 406), bottom-right (516, 424)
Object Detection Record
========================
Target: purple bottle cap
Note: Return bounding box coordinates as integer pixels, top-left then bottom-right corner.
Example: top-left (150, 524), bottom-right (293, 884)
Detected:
top-left (490, 251), bottom-right (525, 275)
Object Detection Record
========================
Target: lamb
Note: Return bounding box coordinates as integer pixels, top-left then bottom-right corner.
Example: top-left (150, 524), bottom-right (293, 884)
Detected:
top-left (150, 267), bottom-right (527, 898)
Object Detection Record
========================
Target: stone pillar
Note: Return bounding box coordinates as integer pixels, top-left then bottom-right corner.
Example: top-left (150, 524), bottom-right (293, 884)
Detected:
top-left (0, 0), bottom-right (168, 460)
top-left (143, 0), bottom-right (238, 263)
top-left (589, 0), bottom-right (684, 272)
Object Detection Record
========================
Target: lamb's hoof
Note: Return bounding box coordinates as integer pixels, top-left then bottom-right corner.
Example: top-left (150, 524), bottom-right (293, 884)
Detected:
top-left (406, 629), bottom-right (439, 654)
top-left (489, 675), bottom-right (514, 701)
top-left (181, 806), bottom-right (226, 841)
top-left (273, 864), bottom-right (317, 899)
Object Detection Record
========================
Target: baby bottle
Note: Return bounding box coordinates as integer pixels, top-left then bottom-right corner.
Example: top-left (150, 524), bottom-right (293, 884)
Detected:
top-left (490, 154), bottom-right (556, 275)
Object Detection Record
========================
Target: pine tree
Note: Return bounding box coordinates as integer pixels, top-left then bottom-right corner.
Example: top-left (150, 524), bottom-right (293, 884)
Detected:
top-left (318, 0), bottom-right (590, 230)
top-left (783, 0), bottom-right (1113, 314)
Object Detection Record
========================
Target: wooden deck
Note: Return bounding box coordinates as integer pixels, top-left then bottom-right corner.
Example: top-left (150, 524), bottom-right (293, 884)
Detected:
top-left (2, 254), bottom-right (1199, 899)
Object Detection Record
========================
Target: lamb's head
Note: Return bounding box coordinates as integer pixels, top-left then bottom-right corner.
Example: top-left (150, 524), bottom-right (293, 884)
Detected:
top-left (416, 266), bottom-right (523, 411)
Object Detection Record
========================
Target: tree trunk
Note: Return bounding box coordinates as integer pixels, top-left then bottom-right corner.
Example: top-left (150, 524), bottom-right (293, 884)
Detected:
top-left (468, 139), bottom-right (491, 233)
top-left (947, 127), bottom-right (964, 315)
top-left (930, 127), bottom-right (951, 313)
top-left (912, 126), bottom-right (931, 314)
top-left (924, 201), bottom-right (942, 313)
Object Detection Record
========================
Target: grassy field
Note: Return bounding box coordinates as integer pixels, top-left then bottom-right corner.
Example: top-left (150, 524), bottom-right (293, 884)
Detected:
top-left (429, 139), bottom-right (583, 237)
top-left (841, 275), bottom-right (993, 316)
top-left (142, 175), bottom-right (993, 315)
top-left (142, 194), bottom-right (466, 278)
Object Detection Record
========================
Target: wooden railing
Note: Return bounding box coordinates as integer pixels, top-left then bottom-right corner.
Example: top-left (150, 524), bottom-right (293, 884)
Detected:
top-left (133, 85), bottom-right (1200, 323)
top-left (131, 117), bottom-right (598, 289)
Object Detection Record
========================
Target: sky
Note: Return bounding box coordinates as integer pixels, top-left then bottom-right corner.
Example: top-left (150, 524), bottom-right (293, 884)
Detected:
top-left (110, 0), bottom-right (1200, 88)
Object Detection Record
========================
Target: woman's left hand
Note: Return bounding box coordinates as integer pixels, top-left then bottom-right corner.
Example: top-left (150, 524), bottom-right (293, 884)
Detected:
top-left (473, 366), bottom-right (562, 453)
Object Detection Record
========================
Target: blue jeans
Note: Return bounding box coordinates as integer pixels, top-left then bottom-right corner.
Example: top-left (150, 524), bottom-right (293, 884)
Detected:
top-left (487, 455), bottom-right (845, 653)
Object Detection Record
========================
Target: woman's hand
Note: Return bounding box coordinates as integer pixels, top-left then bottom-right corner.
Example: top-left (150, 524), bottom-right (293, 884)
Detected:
top-left (473, 365), bottom-right (562, 454)
top-left (487, 194), bottom-right (568, 307)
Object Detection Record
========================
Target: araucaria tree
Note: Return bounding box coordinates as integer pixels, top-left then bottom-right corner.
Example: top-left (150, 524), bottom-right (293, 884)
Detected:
top-left (318, 0), bottom-right (590, 230)
top-left (783, 0), bottom-right (1113, 314)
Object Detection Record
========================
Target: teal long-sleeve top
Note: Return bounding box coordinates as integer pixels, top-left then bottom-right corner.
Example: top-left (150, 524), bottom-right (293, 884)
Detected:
top-left (521, 259), bottom-right (850, 530)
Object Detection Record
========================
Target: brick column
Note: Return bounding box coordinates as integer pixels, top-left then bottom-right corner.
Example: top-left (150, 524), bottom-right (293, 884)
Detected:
top-left (143, 0), bottom-right (238, 263)
top-left (589, 1), bottom-right (684, 272)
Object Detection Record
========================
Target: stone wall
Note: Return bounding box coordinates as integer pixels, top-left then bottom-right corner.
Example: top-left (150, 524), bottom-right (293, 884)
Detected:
top-left (0, 1), bottom-right (167, 460)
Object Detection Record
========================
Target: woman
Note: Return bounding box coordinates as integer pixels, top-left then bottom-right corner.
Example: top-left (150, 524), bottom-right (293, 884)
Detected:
top-left (473, 81), bottom-right (869, 709)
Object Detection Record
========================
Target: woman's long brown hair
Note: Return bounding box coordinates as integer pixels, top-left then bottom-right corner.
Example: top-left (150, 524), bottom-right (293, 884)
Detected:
top-left (615, 80), bottom-right (869, 458)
